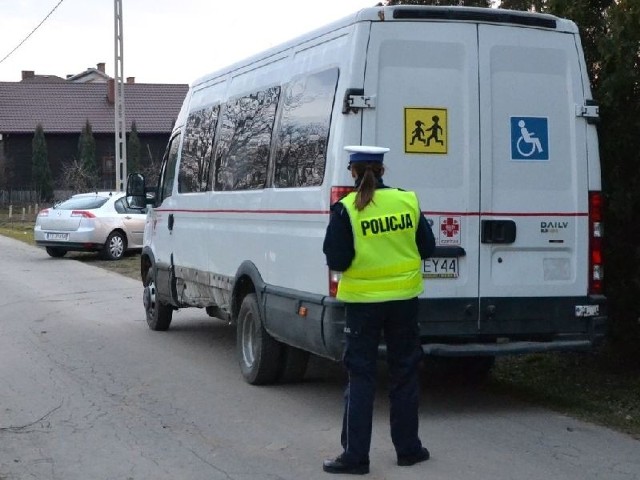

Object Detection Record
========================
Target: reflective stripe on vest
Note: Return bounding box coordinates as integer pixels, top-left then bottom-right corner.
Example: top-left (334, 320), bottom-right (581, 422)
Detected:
top-left (337, 188), bottom-right (423, 303)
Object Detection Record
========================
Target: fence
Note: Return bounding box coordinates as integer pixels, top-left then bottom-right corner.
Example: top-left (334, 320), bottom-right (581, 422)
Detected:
top-left (0, 190), bottom-right (37, 205)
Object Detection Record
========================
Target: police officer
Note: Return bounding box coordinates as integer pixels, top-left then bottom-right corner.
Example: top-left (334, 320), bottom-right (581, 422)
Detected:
top-left (322, 146), bottom-right (435, 475)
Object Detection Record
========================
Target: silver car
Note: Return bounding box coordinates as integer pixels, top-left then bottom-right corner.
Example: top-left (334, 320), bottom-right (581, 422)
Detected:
top-left (34, 192), bottom-right (147, 260)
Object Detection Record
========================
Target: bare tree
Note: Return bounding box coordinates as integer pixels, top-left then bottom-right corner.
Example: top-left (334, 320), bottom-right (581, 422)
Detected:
top-left (59, 159), bottom-right (97, 194)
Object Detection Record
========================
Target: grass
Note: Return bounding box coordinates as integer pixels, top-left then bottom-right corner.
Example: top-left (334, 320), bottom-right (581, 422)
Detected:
top-left (489, 353), bottom-right (640, 438)
top-left (2, 206), bottom-right (639, 439)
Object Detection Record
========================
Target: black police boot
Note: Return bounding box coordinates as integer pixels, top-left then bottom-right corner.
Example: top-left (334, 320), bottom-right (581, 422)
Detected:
top-left (397, 447), bottom-right (430, 467)
top-left (323, 454), bottom-right (370, 475)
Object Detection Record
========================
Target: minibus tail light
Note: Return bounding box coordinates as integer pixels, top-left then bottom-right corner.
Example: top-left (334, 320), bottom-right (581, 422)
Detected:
top-left (588, 191), bottom-right (604, 295)
top-left (327, 186), bottom-right (354, 297)
top-left (330, 186), bottom-right (354, 205)
top-left (328, 271), bottom-right (341, 298)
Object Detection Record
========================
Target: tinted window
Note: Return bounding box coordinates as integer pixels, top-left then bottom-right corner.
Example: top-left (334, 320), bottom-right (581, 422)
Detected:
top-left (115, 197), bottom-right (146, 214)
top-left (159, 134), bottom-right (181, 202)
top-left (55, 196), bottom-right (109, 210)
top-left (114, 197), bottom-right (127, 214)
top-left (273, 68), bottom-right (338, 188)
top-left (179, 105), bottom-right (220, 193)
top-left (213, 86), bottom-right (280, 191)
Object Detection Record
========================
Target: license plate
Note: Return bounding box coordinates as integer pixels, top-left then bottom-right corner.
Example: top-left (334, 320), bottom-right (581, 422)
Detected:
top-left (423, 257), bottom-right (459, 279)
top-left (45, 233), bottom-right (69, 241)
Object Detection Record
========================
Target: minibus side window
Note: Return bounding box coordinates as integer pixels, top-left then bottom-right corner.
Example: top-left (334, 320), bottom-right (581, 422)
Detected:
top-left (159, 134), bottom-right (181, 203)
top-left (213, 86), bottom-right (280, 191)
top-left (273, 68), bottom-right (339, 188)
top-left (178, 105), bottom-right (220, 193)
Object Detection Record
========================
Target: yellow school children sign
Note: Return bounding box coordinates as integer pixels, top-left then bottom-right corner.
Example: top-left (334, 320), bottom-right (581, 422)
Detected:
top-left (404, 107), bottom-right (448, 154)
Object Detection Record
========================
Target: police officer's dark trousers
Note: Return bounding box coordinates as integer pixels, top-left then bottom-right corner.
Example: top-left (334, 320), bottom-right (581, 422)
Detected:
top-left (341, 297), bottom-right (424, 463)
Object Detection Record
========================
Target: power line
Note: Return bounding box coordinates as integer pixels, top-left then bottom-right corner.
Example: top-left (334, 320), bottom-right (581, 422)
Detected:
top-left (0, 0), bottom-right (66, 66)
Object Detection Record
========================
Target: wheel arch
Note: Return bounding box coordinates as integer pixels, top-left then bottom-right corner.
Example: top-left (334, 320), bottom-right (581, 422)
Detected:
top-left (231, 261), bottom-right (266, 323)
top-left (141, 246), bottom-right (155, 286)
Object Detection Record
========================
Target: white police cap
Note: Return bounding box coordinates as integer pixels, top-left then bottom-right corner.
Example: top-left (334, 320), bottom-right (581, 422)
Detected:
top-left (344, 145), bottom-right (390, 164)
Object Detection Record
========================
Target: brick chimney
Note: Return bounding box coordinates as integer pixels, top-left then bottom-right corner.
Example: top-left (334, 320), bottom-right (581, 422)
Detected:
top-left (97, 62), bottom-right (106, 73)
top-left (107, 78), bottom-right (115, 104)
top-left (21, 70), bottom-right (35, 81)
top-left (126, 77), bottom-right (135, 84)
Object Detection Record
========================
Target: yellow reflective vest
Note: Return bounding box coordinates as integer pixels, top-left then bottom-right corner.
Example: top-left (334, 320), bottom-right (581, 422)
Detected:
top-left (337, 188), bottom-right (424, 302)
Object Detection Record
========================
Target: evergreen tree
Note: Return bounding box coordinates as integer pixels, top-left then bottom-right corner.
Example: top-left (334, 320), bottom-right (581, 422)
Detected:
top-left (127, 121), bottom-right (141, 174)
top-left (31, 123), bottom-right (53, 201)
top-left (590, 0), bottom-right (640, 366)
top-left (78, 119), bottom-right (98, 189)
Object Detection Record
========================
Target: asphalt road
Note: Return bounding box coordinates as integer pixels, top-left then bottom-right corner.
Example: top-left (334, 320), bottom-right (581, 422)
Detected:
top-left (1, 235), bottom-right (638, 480)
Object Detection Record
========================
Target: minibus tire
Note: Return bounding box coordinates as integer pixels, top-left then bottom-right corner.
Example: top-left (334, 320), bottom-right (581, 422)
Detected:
top-left (144, 270), bottom-right (173, 331)
top-left (237, 293), bottom-right (282, 385)
top-left (277, 345), bottom-right (310, 383)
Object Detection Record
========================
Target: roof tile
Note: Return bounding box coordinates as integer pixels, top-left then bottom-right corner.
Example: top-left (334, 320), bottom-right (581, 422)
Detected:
top-left (0, 82), bottom-right (188, 134)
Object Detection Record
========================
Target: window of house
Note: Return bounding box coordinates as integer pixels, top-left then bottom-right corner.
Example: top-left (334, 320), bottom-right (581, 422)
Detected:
top-left (159, 134), bottom-right (181, 203)
top-left (273, 68), bottom-right (339, 188)
top-left (102, 156), bottom-right (115, 188)
top-left (213, 86), bottom-right (280, 191)
top-left (178, 105), bottom-right (220, 193)
top-left (102, 156), bottom-right (115, 176)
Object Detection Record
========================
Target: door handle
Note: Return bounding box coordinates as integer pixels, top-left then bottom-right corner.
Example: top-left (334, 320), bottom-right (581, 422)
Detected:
top-left (481, 220), bottom-right (516, 244)
top-left (168, 213), bottom-right (174, 231)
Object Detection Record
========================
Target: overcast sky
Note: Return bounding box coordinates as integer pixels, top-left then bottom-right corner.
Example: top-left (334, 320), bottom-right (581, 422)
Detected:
top-left (0, 0), bottom-right (376, 84)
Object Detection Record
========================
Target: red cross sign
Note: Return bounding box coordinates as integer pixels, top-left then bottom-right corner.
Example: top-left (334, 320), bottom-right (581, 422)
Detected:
top-left (439, 216), bottom-right (461, 245)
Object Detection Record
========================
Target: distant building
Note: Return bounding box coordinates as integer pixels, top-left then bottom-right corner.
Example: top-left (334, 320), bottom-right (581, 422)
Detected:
top-left (0, 63), bottom-right (188, 191)
top-left (65, 62), bottom-right (111, 83)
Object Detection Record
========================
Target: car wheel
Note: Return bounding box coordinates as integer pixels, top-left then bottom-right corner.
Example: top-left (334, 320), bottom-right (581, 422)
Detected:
top-left (45, 247), bottom-right (67, 258)
top-left (102, 231), bottom-right (126, 260)
top-left (277, 345), bottom-right (310, 383)
top-left (143, 270), bottom-right (172, 331)
top-left (237, 293), bottom-right (282, 385)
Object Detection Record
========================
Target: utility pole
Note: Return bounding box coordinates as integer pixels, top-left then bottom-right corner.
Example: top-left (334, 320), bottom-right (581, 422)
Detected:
top-left (114, 0), bottom-right (127, 192)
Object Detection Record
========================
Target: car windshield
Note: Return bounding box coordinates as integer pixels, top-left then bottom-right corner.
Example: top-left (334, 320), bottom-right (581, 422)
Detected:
top-left (55, 196), bottom-right (110, 210)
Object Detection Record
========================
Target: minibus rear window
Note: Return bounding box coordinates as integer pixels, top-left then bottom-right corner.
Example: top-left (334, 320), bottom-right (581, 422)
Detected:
top-left (273, 68), bottom-right (339, 188)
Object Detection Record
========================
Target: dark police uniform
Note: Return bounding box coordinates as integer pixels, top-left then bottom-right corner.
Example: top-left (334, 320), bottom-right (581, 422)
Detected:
top-left (323, 171), bottom-right (435, 473)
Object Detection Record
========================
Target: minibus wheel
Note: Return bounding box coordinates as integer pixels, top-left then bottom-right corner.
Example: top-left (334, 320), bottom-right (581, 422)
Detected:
top-left (144, 270), bottom-right (173, 331)
top-left (237, 293), bottom-right (282, 385)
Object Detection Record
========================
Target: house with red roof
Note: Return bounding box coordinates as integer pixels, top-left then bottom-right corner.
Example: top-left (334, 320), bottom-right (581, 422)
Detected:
top-left (0, 64), bottom-right (188, 193)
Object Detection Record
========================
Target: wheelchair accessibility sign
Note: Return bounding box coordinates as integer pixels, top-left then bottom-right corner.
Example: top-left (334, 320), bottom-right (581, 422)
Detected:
top-left (510, 116), bottom-right (549, 161)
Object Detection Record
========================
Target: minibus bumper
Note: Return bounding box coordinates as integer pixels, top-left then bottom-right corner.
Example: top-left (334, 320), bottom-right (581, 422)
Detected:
top-left (320, 296), bottom-right (606, 361)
